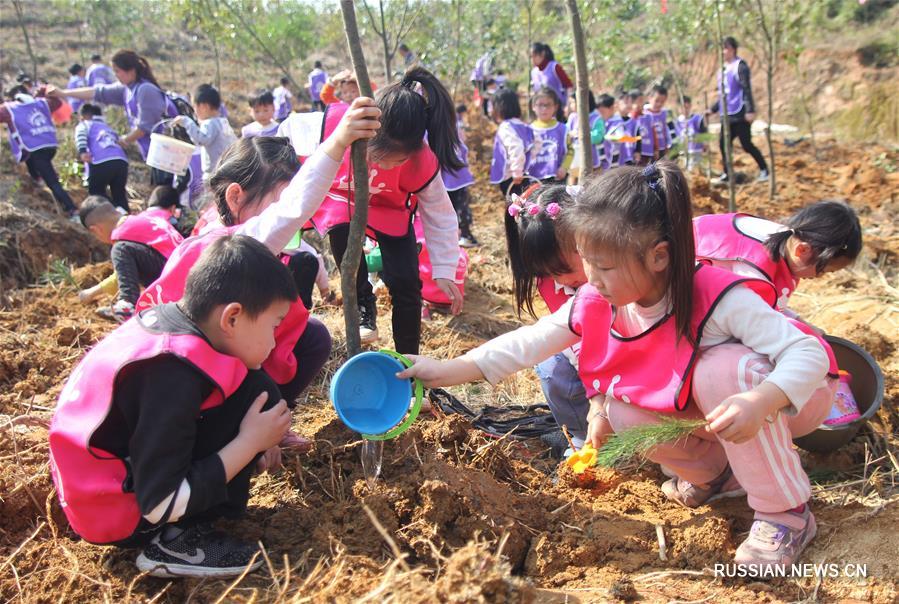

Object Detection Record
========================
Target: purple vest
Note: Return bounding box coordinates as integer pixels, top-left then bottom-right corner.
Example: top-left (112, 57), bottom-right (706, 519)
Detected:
top-left (490, 119), bottom-right (533, 184)
top-left (273, 86), bottom-right (292, 120)
top-left (443, 141), bottom-right (475, 191)
top-left (308, 70), bottom-right (327, 101)
top-left (647, 109), bottom-right (671, 152)
top-left (568, 111), bottom-right (601, 168)
top-left (175, 151), bottom-right (205, 210)
top-left (602, 115), bottom-right (634, 167)
top-left (86, 63), bottom-right (115, 86)
top-left (528, 121), bottom-right (567, 180)
top-left (675, 114), bottom-right (705, 154)
top-left (67, 75), bottom-right (87, 112)
top-left (6, 99), bottom-right (58, 161)
top-left (718, 58), bottom-right (745, 115)
top-left (240, 120), bottom-right (280, 138)
top-left (632, 113), bottom-right (654, 157)
top-left (86, 119), bottom-right (127, 164)
top-left (531, 60), bottom-right (567, 104)
top-left (125, 80), bottom-right (176, 160)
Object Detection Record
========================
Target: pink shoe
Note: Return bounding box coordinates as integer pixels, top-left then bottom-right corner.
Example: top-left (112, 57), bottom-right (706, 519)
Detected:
top-left (661, 466), bottom-right (745, 507)
top-left (735, 506), bottom-right (816, 571)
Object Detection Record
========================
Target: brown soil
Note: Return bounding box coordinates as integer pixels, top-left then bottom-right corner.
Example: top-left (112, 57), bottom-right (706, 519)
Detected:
top-left (1, 126), bottom-right (897, 602)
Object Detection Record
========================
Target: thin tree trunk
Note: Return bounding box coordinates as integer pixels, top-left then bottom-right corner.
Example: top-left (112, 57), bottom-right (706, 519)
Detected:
top-left (566, 0), bottom-right (592, 182)
top-left (451, 0), bottom-right (462, 101)
top-left (11, 0), bottom-right (38, 81)
top-left (704, 90), bottom-right (712, 180)
top-left (525, 0), bottom-right (533, 120)
top-left (339, 0), bottom-right (375, 358)
top-left (211, 33), bottom-right (222, 90)
top-left (714, 0), bottom-right (736, 211)
top-left (755, 0), bottom-right (777, 200)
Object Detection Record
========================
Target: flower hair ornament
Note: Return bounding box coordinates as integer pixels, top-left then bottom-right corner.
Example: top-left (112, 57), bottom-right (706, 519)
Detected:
top-left (642, 163), bottom-right (663, 191)
top-left (508, 196), bottom-right (562, 221)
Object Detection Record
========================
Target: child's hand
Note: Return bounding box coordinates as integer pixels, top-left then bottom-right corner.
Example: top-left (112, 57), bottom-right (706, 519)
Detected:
top-left (395, 356), bottom-right (483, 388)
top-left (705, 383), bottom-right (786, 444)
top-left (434, 278), bottom-right (463, 315)
top-left (555, 166), bottom-right (567, 180)
top-left (332, 97), bottom-right (381, 149)
top-left (256, 445), bottom-right (283, 473)
top-left (512, 175), bottom-right (523, 185)
top-left (585, 397), bottom-right (614, 449)
top-left (44, 85), bottom-right (63, 98)
top-left (239, 392), bottom-right (291, 452)
top-left (79, 152), bottom-right (92, 163)
top-left (171, 116), bottom-right (186, 128)
top-left (78, 286), bottom-right (101, 304)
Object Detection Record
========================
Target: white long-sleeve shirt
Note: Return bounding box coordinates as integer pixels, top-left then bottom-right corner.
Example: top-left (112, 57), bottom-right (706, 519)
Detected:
top-left (464, 285), bottom-right (829, 415)
top-left (180, 116), bottom-right (237, 179)
top-left (496, 118), bottom-right (528, 181)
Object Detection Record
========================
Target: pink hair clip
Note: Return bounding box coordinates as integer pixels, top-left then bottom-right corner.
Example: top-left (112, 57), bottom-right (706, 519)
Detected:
top-left (545, 202), bottom-right (561, 219)
top-left (508, 203), bottom-right (523, 218)
top-left (526, 203), bottom-right (541, 216)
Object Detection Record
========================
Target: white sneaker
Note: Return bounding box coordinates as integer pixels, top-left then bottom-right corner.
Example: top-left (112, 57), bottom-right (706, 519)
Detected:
top-left (360, 325), bottom-right (379, 344)
top-left (756, 169), bottom-right (770, 183)
top-left (716, 173), bottom-right (729, 183)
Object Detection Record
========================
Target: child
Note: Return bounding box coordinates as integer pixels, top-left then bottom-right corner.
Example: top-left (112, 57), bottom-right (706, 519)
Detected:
top-left (601, 92), bottom-right (635, 169)
top-left (66, 64), bottom-right (87, 113)
top-left (401, 161), bottom-right (837, 572)
top-left (173, 84), bottom-right (237, 182)
top-left (50, 235), bottom-right (298, 577)
top-left (308, 61), bottom-right (328, 112)
top-left (595, 93), bottom-right (616, 169)
top-left (530, 42), bottom-right (572, 108)
top-left (644, 85), bottom-right (673, 160)
top-left (504, 184), bottom-right (589, 451)
top-left (77, 192), bottom-right (184, 322)
top-left (490, 88), bottom-right (534, 198)
top-left (674, 95), bottom-right (707, 170)
top-left (415, 215), bottom-right (469, 318)
top-left (528, 87), bottom-right (569, 183)
top-left (137, 98), bottom-right (380, 410)
top-left (1, 85), bottom-right (78, 218)
top-left (494, 69), bottom-right (508, 89)
top-left (443, 104), bottom-right (478, 247)
top-left (628, 88), bottom-right (654, 164)
top-left (566, 90), bottom-right (604, 183)
top-left (240, 90), bottom-right (279, 138)
top-left (273, 77), bottom-right (293, 120)
top-left (75, 103), bottom-right (129, 212)
top-left (319, 69), bottom-right (363, 106)
top-left (694, 202), bottom-right (861, 316)
top-left (310, 67), bottom-right (463, 353)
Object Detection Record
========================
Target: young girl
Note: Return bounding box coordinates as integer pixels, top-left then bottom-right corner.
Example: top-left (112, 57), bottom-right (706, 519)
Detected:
top-left (528, 87), bottom-right (569, 183)
top-left (137, 98), bottom-right (380, 416)
top-left (310, 67), bottom-right (463, 354)
top-left (273, 77), bottom-right (293, 120)
top-left (694, 202), bottom-right (861, 331)
top-left (505, 183), bottom-right (589, 449)
top-left (401, 161), bottom-right (835, 571)
top-left (566, 90), bottom-right (603, 183)
top-left (490, 88), bottom-right (534, 198)
top-left (530, 42), bottom-right (572, 107)
top-left (443, 103), bottom-right (478, 247)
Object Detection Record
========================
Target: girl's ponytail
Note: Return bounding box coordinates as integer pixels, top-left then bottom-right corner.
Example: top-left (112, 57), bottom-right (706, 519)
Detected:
top-left (653, 161), bottom-right (694, 343)
top-left (763, 200), bottom-right (862, 273)
top-left (371, 66), bottom-right (463, 173)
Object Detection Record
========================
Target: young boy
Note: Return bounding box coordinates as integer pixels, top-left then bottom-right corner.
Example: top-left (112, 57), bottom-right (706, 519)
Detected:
top-left (50, 235), bottom-right (297, 578)
top-left (307, 61), bottom-right (328, 112)
top-left (628, 88), bottom-right (653, 164)
top-left (77, 193), bottom-right (183, 322)
top-left (644, 85), bottom-right (673, 161)
top-left (86, 54), bottom-right (116, 86)
top-left (674, 95), bottom-right (708, 171)
top-left (240, 91), bottom-right (279, 138)
top-left (75, 103), bottom-right (129, 212)
top-left (173, 85), bottom-right (237, 181)
top-left (595, 93), bottom-right (616, 170)
top-left (444, 104), bottom-right (478, 247)
top-left (273, 77), bottom-right (293, 120)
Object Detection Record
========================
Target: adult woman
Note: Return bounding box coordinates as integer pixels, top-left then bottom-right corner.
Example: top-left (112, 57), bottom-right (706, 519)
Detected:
top-left (55, 50), bottom-right (176, 185)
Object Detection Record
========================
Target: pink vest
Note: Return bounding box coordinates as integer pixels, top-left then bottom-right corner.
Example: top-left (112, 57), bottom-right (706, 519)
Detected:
top-left (694, 213), bottom-right (838, 377)
top-left (536, 277), bottom-right (572, 313)
top-left (48, 308), bottom-right (247, 544)
top-left (413, 216), bottom-right (467, 305)
top-left (110, 211), bottom-right (184, 259)
top-left (570, 265), bottom-right (776, 413)
top-left (136, 227), bottom-right (310, 384)
top-left (310, 102), bottom-right (439, 237)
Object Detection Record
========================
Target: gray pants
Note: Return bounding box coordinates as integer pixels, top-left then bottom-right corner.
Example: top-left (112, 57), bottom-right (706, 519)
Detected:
top-left (535, 353), bottom-right (590, 445)
top-left (110, 241), bottom-right (167, 306)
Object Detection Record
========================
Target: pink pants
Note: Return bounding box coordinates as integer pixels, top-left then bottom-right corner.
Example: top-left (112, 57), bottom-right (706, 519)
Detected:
top-left (606, 343), bottom-right (836, 514)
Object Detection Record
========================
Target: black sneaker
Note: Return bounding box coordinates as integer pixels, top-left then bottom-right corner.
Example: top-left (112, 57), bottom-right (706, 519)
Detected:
top-left (540, 430), bottom-right (571, 460)
top-left (136, 524), bottom-right (262, 578)
top-left (359, 297), bottom-right (379, 344)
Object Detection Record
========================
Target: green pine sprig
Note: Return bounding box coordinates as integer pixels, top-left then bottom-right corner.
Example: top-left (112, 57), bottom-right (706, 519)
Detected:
top-left (596, 417), bottom-right (707, 469)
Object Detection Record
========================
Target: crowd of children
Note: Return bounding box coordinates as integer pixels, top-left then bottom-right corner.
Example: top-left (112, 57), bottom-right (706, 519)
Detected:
top-left (0, 38), bottom-right (866, 581)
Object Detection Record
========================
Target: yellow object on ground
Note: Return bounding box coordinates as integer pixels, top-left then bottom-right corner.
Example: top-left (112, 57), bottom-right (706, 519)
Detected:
top-left (565, 443), bottom-right (597, 474)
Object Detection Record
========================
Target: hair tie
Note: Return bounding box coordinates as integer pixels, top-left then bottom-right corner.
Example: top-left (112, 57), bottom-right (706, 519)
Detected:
top-left (642, 163), bottom-right (662, 192)
top-left (545, 203), bottom-right (561, 219)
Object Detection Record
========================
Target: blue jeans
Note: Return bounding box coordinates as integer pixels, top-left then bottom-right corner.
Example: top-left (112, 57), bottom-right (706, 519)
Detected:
top-left (535, 353), bottom-right (589, 443)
